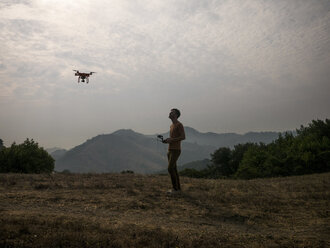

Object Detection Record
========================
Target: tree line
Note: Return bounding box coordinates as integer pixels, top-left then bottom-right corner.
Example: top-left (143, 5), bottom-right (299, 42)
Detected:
top-left (180, 119), bottom-right (330, 179)
top-left (0, 138), bottom-right (54, 173)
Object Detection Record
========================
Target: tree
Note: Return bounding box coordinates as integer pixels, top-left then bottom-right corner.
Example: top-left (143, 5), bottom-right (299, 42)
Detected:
top-left (235, 144), bottom-right (268, 179)
top-left (0, 138), bottom-right (54, 173)
top-left (209, 143), bottom-right (257, 178)
top-left (179, 119), bottom-right (330, 180)
top-left (210, 147), bottom-right (232, 176)
top-left (231, 143), bottom-right (256, 174)
top-left (235, 119), bottom-right (330, 179)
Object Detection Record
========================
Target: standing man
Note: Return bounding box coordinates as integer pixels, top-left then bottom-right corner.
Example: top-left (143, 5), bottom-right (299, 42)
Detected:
top-left (164, 108), bottom-right (185, 193)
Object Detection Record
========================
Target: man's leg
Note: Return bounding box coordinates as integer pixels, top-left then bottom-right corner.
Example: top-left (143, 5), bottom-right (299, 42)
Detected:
top-left (167, 151), bottom-right (177, 190)
top-left (174, 164), bottom-right (181, 190)
top-left (167, 150), bottom-right (181, 191)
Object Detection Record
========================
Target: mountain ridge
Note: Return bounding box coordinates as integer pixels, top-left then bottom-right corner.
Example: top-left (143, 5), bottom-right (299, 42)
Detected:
top-left (53, 126), bottom-right (283, 173)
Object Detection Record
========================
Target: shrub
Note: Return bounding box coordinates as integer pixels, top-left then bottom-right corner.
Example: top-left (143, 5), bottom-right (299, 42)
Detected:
top-left (0, 138), bottom-right (54, 173)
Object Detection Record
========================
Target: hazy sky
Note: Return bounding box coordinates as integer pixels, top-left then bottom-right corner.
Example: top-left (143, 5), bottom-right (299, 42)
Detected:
top-left (1, 0), bottom-right (329, 149)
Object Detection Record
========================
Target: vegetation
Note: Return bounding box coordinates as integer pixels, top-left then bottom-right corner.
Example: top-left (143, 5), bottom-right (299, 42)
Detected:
top-left (0, 138), bottom-right (54, 173)
top-left (180, 143), bottom-right (254, 179)
top-left (0, 173), bottom-right (328, 247)
top-left (181, 119), bottom-right (330, 179)
top-left (179, 159), bottom-right (210, 171)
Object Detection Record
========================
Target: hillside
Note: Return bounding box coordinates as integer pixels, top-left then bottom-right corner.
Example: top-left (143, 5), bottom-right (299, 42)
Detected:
top-left (166, 127), bottom-right (281, 147)
top-left (46, 147), bottom-right (65, 154)
top-left (0, 173), bottom-right (329, 247)
top-left (48, 149), bottom-right (67, 160)
top-left (55, 130), bottom-right (167, 173)
top-left (55, 127), bottom-right (280, 173)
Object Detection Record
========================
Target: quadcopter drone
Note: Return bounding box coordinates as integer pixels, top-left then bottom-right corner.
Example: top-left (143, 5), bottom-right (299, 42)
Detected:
top-left (73, 70), bottom-right (96, 83)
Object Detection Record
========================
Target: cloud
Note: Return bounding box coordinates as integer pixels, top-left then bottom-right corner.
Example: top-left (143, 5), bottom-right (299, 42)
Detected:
top-left (0, 0), bottom-right (329, 147)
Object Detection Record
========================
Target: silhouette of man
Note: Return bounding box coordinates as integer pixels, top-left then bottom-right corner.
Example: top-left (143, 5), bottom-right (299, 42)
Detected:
top-left (164, 108), bottom-right (185, 194)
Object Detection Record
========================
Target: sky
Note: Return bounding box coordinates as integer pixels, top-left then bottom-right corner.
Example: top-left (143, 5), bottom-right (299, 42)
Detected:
top-left (0, 0), bottom-right (329, 149)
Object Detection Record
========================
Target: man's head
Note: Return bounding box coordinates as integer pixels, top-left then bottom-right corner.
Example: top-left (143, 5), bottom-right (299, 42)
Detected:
top-left (169, 108), bottom-right (181, 120)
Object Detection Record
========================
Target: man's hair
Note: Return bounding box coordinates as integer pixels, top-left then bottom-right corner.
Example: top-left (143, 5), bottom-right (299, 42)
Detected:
top-left (171, 108), bottom-right (181, 118)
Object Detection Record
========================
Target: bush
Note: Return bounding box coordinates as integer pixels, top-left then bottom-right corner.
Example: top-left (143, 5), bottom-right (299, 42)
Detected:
top-left (235, 119), bottom-right (330, 179)
top-left (0, 138), bottom-right (54, 173)
top-left (180, 168), bottom-right (204, 178)
top-left (181, 119), bottom-right (330, 180)
top-left (121, 170), bottom-right (134, 174)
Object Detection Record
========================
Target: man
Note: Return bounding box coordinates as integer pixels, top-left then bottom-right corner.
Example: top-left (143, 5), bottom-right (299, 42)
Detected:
top-left (164, 108), bottom-right (185, 194)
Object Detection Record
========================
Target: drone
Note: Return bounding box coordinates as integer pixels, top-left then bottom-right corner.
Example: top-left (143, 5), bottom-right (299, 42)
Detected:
top-left (73, 70), bottom-right (96, 83)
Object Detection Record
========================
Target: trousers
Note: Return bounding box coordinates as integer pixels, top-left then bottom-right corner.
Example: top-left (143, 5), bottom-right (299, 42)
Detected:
top-left (167, 149), bottom-right (181, 191)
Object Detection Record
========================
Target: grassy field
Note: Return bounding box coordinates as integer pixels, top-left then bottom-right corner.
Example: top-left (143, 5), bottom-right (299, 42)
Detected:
top-left (0, 172), bottom-right (329, 248)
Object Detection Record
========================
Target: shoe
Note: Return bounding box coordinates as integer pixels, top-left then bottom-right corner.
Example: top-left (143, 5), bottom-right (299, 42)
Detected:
top-left (167, 189), bottom-right (181, 195)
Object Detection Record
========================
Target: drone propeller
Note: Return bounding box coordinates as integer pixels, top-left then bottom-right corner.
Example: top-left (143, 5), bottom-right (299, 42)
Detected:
top-left (73, 69), bottom-right (79, 72)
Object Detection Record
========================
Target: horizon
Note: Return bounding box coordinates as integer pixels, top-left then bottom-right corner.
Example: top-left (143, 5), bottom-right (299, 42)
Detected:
top-left (48, 124), bottom-right (294, 151)
top-left (0, 119), bottom-right (317, 149)
top-left (1, 1), bottom-right (329, 149)
top-left (0, 118), bottom-right (315, 150)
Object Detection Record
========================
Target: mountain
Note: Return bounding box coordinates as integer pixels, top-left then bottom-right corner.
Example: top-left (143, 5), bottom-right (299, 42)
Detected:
top-left (50, 149), bottom-right (67, 160)
top-left (55, 127), bottom-right (282, 174)
top-left (46, 147), bottom-right (67, 161)
top-left (55, 130), bottom-right (167, 173)
top-left (46, 147), bottom-right (64, 154)
top-left (157, 126), bottom-right (280, 147)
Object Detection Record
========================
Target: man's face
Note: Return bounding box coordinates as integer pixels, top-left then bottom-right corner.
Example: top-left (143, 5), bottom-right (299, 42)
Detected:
top-left (169, 109), bottom-right (177, 119)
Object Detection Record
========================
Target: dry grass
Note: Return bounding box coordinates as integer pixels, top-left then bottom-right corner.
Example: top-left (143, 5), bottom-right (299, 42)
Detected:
top-left (0, 172), bottom-right (329, 247)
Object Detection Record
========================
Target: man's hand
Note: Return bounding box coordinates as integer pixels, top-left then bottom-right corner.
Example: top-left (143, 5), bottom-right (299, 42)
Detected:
top-left (165, 136), bottom-right (185, 143)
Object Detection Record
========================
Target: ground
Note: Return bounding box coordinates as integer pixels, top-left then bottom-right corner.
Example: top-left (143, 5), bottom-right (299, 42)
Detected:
top-left (0, 172), bottom-right (329, 247)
